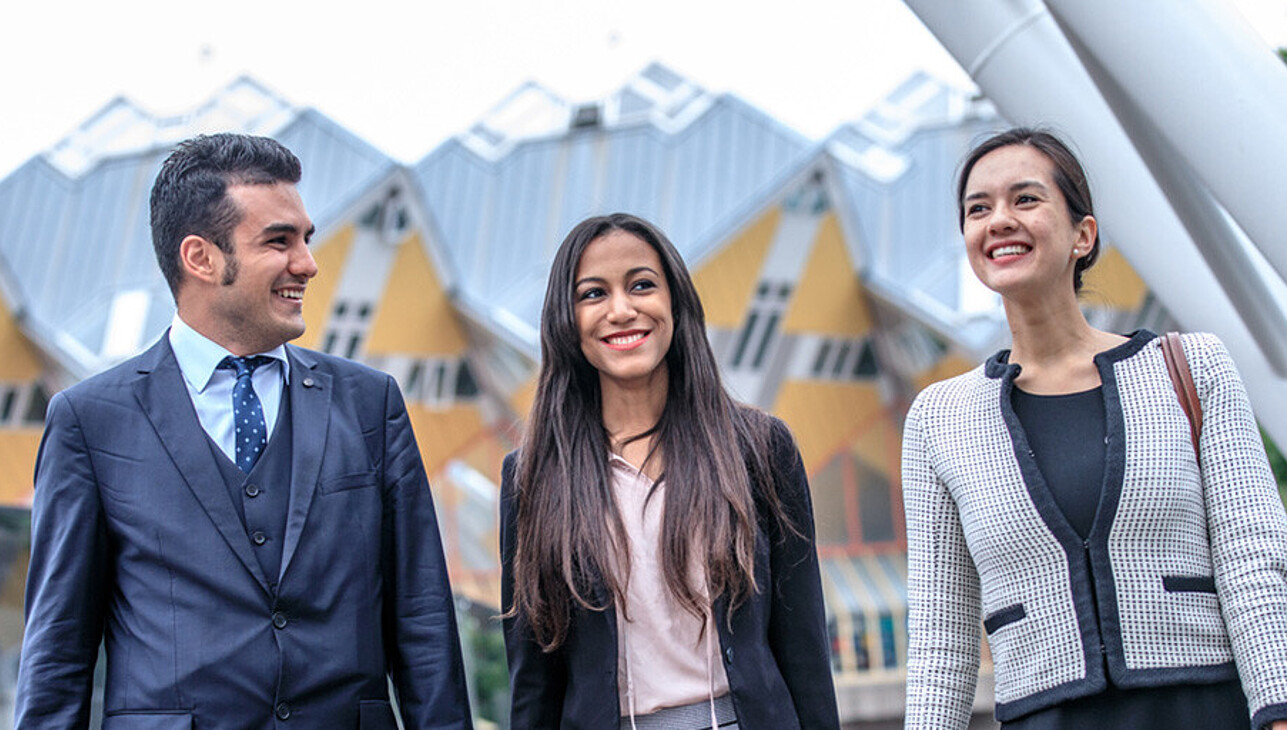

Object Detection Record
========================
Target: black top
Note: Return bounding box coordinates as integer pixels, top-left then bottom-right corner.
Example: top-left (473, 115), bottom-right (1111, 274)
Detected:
top-left (1010, 386), bottom-right (1105, 539)
top-left (1002, 679), bottom-right (1251, 729)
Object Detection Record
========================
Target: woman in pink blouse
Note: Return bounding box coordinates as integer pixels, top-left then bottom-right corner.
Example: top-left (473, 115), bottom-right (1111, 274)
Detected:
top-left (500, 213), bottom-right (839, 730)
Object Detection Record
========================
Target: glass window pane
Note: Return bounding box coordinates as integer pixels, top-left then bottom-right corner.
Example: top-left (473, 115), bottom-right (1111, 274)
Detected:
top-left (853, 616), bottom-right (870, 671)
top-left (811, 458), bottom-right (848, 546)
top-left (23, 384), bottom-right (49, 425)
top-left (857, 461), bottom-right (895, 543)
top-left (879, 613), bottom-right (897, 668)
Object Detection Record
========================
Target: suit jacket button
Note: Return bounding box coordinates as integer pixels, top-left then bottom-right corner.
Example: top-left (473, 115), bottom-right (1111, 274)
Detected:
top-left (251, 530), bottom-right (267, 546)
top-left (245, 483), bottom-right (260, 498)
top-left (272, 611), bottom-right (288, 629)
top-left (302, 377), bottom-right (315, 388)
top-left (275, 702), bottom-right (291, 720)
top-left (724, 646), bottom-right (734, 664)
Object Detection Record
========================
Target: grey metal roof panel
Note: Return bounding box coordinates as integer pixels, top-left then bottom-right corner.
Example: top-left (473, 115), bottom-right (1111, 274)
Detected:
top-left (413, 90), bottom-right (810, 336)
top-left (57, 156), bottom-right (157, 294)
top-left (850, 123), bottom-right (988, 296)
top-left (12, 151), bottom-right (170, 358)
top-left (276, 109), bottom-right (397, 232)
top-left (0, 152), bottom-right (160, 352)
top-left (0, 158), bottom-right (74, 310)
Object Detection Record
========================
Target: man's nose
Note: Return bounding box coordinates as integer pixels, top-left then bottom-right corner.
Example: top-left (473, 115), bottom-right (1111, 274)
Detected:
top-left (293, 242), bottom-right (318, 279)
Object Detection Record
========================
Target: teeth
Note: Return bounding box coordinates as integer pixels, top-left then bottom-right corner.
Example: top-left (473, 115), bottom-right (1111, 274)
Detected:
top-left (990, 244), bottom-right (1030, 259)
top-left (277, 289), bottom-right (303, 300)
top-left (606, 332), bottom-right (645, 345)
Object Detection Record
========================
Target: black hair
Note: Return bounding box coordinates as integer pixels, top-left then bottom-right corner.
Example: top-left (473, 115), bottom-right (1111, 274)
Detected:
top-left (149, 133), bottom-right (301, 295)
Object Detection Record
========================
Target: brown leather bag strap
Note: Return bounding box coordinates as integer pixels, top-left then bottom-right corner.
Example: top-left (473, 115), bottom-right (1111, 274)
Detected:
top-left (1161, 331), bottom-right (1203, 468)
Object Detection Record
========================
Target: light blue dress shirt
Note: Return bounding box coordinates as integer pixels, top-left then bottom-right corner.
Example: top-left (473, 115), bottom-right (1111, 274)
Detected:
top-left (168, 316), bottom-right (290, 465)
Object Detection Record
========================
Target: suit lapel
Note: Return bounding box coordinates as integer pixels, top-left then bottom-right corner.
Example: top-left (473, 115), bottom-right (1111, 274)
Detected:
top-left (134, 337), bottom-right (273, 595)
top-left (278, 346), bottom-right (332, 582)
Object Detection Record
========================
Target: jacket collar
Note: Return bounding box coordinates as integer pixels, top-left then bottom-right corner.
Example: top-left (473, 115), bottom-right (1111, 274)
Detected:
top-left (984, 329), bottom-right (1158, 380)
top-left (278, 343), bottom-right (330, 582)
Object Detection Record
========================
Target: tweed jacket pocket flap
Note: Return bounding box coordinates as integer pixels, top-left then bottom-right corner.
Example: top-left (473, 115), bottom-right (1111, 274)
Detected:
top-left (984, 603), bottom-right (1028, 635)
top-left (1162, 575), bottom-right (1217, 594)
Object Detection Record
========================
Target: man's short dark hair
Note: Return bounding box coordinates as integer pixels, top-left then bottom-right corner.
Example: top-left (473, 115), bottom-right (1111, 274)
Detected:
top-left (149, 133), bottom-right (302, 296)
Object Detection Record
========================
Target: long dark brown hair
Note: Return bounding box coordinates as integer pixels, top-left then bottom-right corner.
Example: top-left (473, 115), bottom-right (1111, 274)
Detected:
top-left (511, 212), bottom-right (789, 651)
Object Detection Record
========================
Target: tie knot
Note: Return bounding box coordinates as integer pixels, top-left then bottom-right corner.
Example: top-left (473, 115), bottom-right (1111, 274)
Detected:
top-left (219, 355), bottom-right (275, 379)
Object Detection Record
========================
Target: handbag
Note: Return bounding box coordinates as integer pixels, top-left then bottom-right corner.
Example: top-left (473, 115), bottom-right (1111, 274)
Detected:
top-left (1160, 331), bottom-right (1203, 469)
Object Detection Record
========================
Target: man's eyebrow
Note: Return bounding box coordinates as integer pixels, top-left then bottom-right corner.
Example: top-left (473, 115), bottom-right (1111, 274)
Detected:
top-left (261, 222), bottom-right (316, 239)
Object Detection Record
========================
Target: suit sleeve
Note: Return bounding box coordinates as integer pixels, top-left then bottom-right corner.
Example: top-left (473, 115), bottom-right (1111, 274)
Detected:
top-left (379, 376), bottom-right (474, 729)
top-left (901, 392), bottom-right (980, 730)
top-left (499, 452), bottom-right (568, 728)
top-left (15, 391), bottom-right (109, 728)
top-left (1189, 335), bottom-right (1287, 729)
top-left (764, 419), bottom-right (841, 730)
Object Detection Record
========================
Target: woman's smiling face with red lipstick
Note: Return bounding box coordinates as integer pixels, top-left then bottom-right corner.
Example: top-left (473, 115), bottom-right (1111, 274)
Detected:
top-left (573, 229), bottom-right (674, 393)
top-left (961, 144), bottom-right (1095, 300)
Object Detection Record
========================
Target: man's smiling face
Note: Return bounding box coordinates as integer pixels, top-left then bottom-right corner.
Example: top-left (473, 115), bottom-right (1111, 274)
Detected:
top-left (206, 182), bottom-right (317, 355)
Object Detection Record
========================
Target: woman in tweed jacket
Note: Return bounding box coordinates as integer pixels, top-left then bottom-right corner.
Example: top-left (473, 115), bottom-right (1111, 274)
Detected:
top-left (902, 128), bottom-right (1287, 729)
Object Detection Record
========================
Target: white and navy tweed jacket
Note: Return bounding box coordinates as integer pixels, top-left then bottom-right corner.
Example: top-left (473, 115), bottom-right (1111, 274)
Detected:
top-left (902, 331), bottom-right (1287, 728)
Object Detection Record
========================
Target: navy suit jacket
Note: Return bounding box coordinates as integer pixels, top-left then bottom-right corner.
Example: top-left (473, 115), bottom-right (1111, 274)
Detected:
top-left (500, 417), bottom-right (840, 730)
top-left (16, 336), bottom-right (472, 729)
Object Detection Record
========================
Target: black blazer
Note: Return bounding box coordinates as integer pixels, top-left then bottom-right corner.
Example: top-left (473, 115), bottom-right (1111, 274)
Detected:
top-left (500, 417), bottom-right (840, 729)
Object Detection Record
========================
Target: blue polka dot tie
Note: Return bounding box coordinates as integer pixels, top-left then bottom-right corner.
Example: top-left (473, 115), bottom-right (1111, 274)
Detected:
top-left (218, 355), bottom-right (275, 472)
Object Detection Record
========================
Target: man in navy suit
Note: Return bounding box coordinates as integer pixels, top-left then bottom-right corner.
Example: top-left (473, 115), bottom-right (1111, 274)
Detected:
top-left (15, 133), bottom-right (472, 728)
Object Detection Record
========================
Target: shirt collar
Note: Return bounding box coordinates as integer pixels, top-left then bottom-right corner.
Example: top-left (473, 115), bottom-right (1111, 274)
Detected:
top-left (607, 451), bottom-right (657, 485)
top-left (168, 315), bottom-right (291, 393)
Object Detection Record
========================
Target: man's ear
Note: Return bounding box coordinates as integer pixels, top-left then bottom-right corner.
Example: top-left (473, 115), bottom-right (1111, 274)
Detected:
top-left (179, 235), bottom-right (223, 285)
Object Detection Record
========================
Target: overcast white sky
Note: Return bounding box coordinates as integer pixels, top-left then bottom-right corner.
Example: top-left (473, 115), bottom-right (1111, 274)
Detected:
top-left (1, 0), bottom-right (1285, 179)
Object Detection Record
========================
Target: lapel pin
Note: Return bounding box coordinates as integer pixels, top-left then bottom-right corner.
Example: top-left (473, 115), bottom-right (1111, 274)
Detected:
top-left (302, 377), bottom-right (316, 388)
